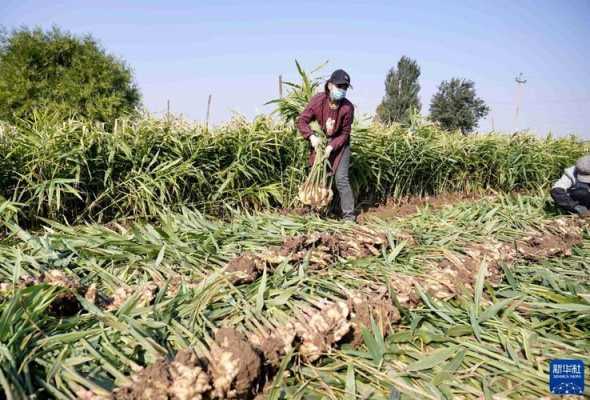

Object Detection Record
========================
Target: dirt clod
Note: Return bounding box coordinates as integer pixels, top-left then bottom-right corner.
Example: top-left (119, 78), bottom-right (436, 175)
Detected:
top-left (48, 291), bottom-right (81, 316)
top-left (248, 323), bottom-right (296, 368)
top-left (115, 358), bottom-right (171, 399)
top-left (105, 283), bottom-right (158, 311)
top-left (40, 270), bottom-right (82, 317)
top-left (388, 273), bottom-right (422, 307)
top-left (114, 350), bottom-right (210, 400)
top-left (517, 233), bottom-right (582, 260)
top-left (516, 216), bottom-right (583, 260)
top-left (294, 301), bottom-right (350, 362)
top-left (280, 235), bottom-right (308, 256)
top-left (225, 253), bottom-right (261, 284)
top-left (348, 289), bottom-right (400, 347)
top-left (208, 328), bottom-right (262, 399)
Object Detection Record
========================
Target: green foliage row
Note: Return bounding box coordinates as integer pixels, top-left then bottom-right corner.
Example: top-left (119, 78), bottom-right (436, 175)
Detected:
top-left (1, 113), bottom-right (586, 226)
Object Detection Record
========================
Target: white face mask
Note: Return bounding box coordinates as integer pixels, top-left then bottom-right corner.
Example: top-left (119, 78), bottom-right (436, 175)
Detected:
top-left (328, 83), bottom-right (346, 101)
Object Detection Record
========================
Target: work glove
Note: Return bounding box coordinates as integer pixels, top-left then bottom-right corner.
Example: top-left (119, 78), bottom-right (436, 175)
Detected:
top-left (309, 135), bottom-right (320, 149)
top-left (574, 205), bottom-right (590, 218)
top-left (325, 145), bottom-right (333, 157)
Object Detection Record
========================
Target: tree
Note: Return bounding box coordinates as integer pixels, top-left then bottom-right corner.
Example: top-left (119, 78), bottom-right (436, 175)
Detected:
top-left (377, 56), bottom-right (421, 125)
top-left (429, 78), bottom-right (489, 134)
top-left (0, 26), bottom-right (141, 123)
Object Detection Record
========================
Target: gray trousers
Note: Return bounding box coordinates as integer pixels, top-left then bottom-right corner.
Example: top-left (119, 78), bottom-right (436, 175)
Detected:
top-left (334, 146), bottom-right (355, 220)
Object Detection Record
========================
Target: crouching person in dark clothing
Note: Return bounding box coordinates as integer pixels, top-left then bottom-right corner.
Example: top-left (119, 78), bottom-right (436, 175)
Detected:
top-left (550, 154), bottom-right (590, 217)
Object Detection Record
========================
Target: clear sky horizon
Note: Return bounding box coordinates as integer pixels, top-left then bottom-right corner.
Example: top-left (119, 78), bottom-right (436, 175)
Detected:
top-left (2, 0), bottom-right (589, 137)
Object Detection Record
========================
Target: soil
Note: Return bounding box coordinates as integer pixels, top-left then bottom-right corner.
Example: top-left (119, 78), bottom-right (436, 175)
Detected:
top-left (224, 253), bottom-right (261, 285)
top-left (226, 226), bottom-right (392, 282)
top-left (209, 327), bottom-right (263, 399)
top-left (279, 191), bottom-right (511, 224)
top-left (348, 290), bottom-right (401, 347)
top-left (516, 231), bottom-right (582, 260)
top-left (515, 216), bottom-right (583, 261)
top-left (47, 291), bottom-right (82, 316)
top-left (114, 358), bottom-right (172, 400)
top-left (257, 336), bottom-right (284, 368)
top-left (277, 207), bottom-right (313, 217)
top-left (169, 351), bottom-right (211, 400)
top-left (114, 350), bottom-right (210, 400)
top-left (103, 283), bottom-right (158, 311)
top-left (40, 270), bottom-right (82, 317)
top-left (388, 273), bottom-right (422, 307)
top-left (278, 235), bottom-right (307, 256)
top-left (247, 322), bottom-right (296, 369)
top-left (294, 301), bottom-right (351, 362)
top-left (358, 192), bottom-right (490, 223)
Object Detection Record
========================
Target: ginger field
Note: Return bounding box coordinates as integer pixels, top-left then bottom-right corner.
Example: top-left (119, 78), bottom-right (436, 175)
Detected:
top-left (1, 192), bottom-right (589, 399)
top-left (1, 116), bottom-right (587, 227)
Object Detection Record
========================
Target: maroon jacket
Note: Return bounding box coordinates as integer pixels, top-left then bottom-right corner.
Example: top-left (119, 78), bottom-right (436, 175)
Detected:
top-left (296, 92), bottom-right (354, 173)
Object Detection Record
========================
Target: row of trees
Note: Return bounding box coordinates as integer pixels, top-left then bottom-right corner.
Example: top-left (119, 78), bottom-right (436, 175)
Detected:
top-left (376, 56), bottom-right (489, 134)
top-left (0, 27), bottom-right (490, 134)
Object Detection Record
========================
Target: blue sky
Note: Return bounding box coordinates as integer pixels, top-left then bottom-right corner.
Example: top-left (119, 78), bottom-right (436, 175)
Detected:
top-left (2, 0), bottom-right (589, 137)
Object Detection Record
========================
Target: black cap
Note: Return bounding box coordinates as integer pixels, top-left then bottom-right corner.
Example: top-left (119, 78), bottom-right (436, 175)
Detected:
top-left (329, 69), bottom-right (352, 88)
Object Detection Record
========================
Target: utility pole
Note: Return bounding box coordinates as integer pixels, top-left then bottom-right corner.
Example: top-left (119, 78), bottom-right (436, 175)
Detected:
top-left (205, 94), bottom-right (212, 131)
top-left (514, 73), bottom-right (527, 132)
top-left (279, 75), bottom-right (283, 98)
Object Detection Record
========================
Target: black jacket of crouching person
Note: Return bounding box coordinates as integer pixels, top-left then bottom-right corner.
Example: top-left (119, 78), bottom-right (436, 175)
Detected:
top-left (550, 166), bottom-right (590, 216)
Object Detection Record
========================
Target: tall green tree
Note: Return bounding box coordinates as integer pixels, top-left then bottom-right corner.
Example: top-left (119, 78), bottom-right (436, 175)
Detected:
top-left (0, 26), bottom-right (141, 123)
top-left (377, 56), bottom-right (421, 125)
top-left (429, 78), bottom-right (489, 134)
